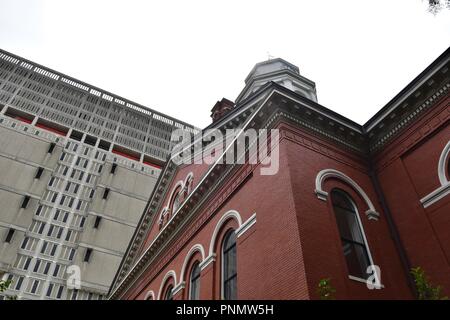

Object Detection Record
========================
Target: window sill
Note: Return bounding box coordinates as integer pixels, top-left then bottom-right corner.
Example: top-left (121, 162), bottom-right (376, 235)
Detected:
top-left (348, 275), bottom-right (384, 289)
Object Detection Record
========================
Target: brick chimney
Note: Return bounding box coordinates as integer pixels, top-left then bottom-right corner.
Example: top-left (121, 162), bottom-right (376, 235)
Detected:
top-left (210, 98), bottom-right (234, 123)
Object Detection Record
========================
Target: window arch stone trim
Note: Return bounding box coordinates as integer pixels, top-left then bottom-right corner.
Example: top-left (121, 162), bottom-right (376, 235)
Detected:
top-left (315, 168), bottom-right (380, 221)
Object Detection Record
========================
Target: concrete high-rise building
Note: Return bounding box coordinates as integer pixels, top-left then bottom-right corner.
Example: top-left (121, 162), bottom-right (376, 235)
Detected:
top-left (0, 48), bottom-right (196, 300)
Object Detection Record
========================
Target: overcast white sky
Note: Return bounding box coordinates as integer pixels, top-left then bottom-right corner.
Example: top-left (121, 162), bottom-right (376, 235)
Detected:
top-left (0, 0), bottom-right (449, 128)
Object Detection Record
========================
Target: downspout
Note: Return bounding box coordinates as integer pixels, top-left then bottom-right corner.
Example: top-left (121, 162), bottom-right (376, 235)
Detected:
top-left (368, 162), bottom-right (418, 298)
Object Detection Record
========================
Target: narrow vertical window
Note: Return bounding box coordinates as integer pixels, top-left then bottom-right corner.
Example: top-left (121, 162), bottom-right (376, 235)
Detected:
top-left (48, 143), bottom-right (55, 154)
top-left (5, 228), bottom-right (15, 243)
top-left (46, 283), bottom-right (54, 297)
top-left (84, 248), bottom-right (92, 262)
top-left (164, 285), bottom-right (174, 300)
top-left (111, 163), bottom-right (117, 174)
top-left (331, 189), bottom-right (372, 279)
top-left (35, 167), bottom-right (44, 179)
top-left (21, 196), bottom-right (31, 209)
top-left (94, 216), bottom-right (102, 229)
top-left (222, 230), bottom-right (237, 300)
top-left (102, 188), bottom-right (110, 200)
top-left (189, 262), bottom-right (201, 300)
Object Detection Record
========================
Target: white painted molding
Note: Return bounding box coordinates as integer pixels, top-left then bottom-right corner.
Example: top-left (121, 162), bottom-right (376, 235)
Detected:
top-left (159, 172), bottom-right (195, 224)
top-left (157, 270), bottom-right (177, 300)
top-left (420, 141), bottom-right (450, 208)
top-left (236, 213), bottom-right (257, 238)
top-left (421, 183), bottom-right (450, 208)
top-left (172, 281), bottom-right (185, 295)
top-left (208, 210), bottom-right (243, 256)
top-left (143, 290), bottom-right (155, 300)
top-left (179, 244), bottom-right (206, 285)
top-left (348, 275), bottom-right (384, 289)
top-left (438, 141), bottom-right (450, 186)
top-left (314, 169), bottom-right (380, 221)
top-left (199, 254), bottom-right (216, 271)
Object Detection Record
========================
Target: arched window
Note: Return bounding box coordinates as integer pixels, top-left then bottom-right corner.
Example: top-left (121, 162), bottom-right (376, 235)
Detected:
top-left (331, 189), bottom-right (371, 279)
top-left (164, 285), bottom-right (174, 300)
top-left (189, 262), bottom-right (201, 300)
top-left (172, 192), bottom-right (181, 214)
top-left (222, 230), bottom-right (237, 300)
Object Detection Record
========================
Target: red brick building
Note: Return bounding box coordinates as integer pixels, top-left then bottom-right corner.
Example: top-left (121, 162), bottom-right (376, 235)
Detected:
top-left (109, 48), bottom-right (450, 300)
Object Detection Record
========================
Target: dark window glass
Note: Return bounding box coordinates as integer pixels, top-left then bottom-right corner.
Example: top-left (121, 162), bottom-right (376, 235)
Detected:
top-left (33, 260), bottom-right (41, 272)
top-left (111, 163), bottom-right (117, 174)
top-left (94, 216), bottom-right (102, 229)
top-left (48, 143), bottom-right (55, 154)
top-left (35, 205), bottom-right (43, 216)
top-left (30, 280), bottom-right (39, 294)
top-left (84, 248), bottom-right (92, 262)
top-left (69, 249), bottom-right (75, 261)
top-left (222, 230), bottom-right (237, 300)
top-left (35, 167), bottom-right (44, 179)
top-left (43, 262), bottom-right (51, 275)
top-left (189, 262), bottom-right (201, 300)
top-left (46, 283), bottom-right (54, 297)
top-left (53, 264), bottom-right (60, 277)
top-left (47, 225), bottom-right (54, 236)
top-left (5, 228), bottom-right (14, 243)
top-left (164, 285), bottom-right (174, 300)
top-left (15, 277), bottom-right (24, 290)
top-left (41, 241), bottom-right (48, 253)
top-left (56, 286), bottom-right (63, 299)
top-left (21, 196), bottom-right (31, 209)
top-left (50, 244), bottom-right (57, 256)
top-left (331, 189), bottom-right (371, 279)
top-left (24, 257), bottom-right (32, 270)
top-left (80, 217), bottom-right (86, 228)
top-left (103, 188), bottom-right (110, 200)
top-left (21, 237), bottom-right (29, 249)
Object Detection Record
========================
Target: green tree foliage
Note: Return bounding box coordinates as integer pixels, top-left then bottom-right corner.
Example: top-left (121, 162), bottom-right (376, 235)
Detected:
top-left (411, 267), bottom-right (448, 300)
top-left (427, 0), bottom-right (450, 14)
top-left (317, 278), bottom-right (336, 300)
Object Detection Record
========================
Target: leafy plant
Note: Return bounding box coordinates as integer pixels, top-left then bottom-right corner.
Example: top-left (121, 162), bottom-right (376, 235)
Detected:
top-left (410, 267), bottom-right (448, 300)
top-left (317, 278), bottom-right (336, 300)
top-left (0, 279), bottom-right (12, 293)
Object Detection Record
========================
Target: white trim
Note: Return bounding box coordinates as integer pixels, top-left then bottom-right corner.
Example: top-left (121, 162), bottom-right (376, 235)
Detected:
top-left (438, 141), bottom-right (450, 185)
top-left (421, 182), bottom-right (450, 208)
top-left (343, 193), bottom-right (381, 287)
top-left (172, 281), bottom-right (185, 295)
top-left (199, 254), bottom-right (216, 270)
top-left (158, 172), bottom-right (194, 224)
top-left (143, 290), bottom-right (155, 300)
top-left (236, 213), bottom-right (257, 238)
top-left (314, 169), bottom-right (380, 221)
top-left (420, 140), bottom-right (450, 208)
top-left (157, 270), bottom-right (177, 300)
top-left (208, 210), bottom-right (243, 257)
top-left (179, 244), bottom-right (205, 285)
top-left (348, 275), bottom-right (384, 289)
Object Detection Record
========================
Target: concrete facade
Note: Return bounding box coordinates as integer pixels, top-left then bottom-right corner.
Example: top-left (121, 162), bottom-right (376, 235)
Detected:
top-left (0, 49), bottom-right (196, 300)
